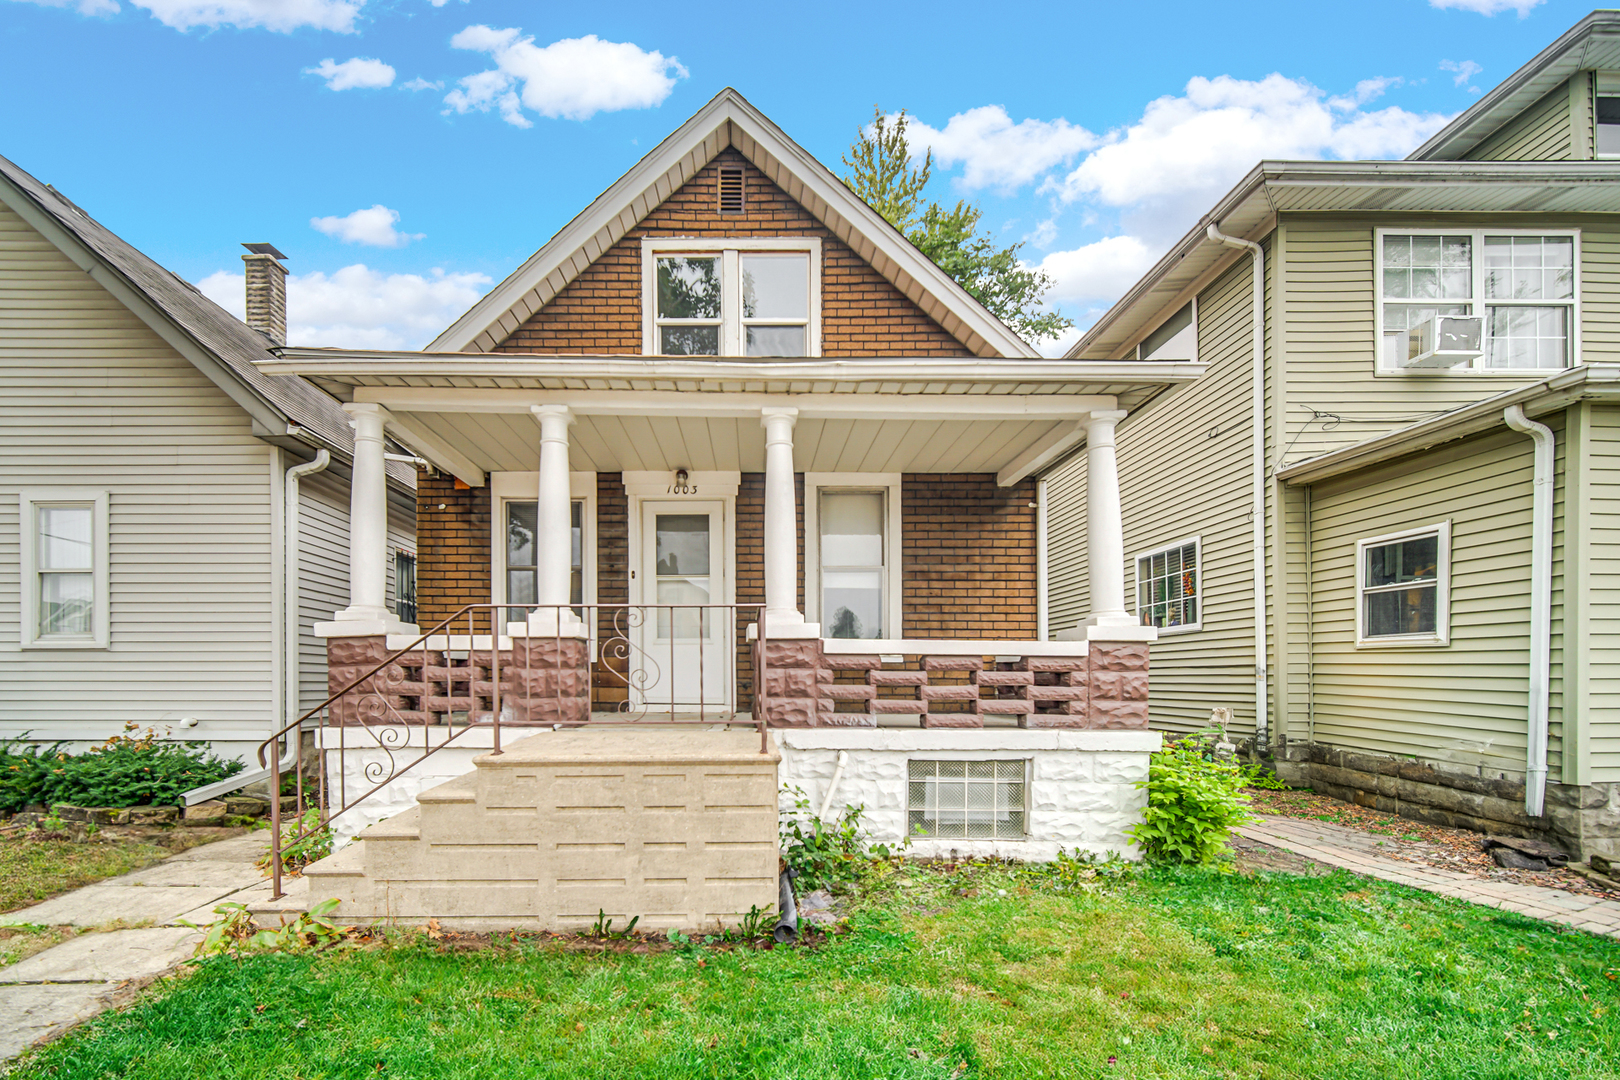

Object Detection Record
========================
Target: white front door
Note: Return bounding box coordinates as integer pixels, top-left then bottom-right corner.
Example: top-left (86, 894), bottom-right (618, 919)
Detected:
top-left (637, 501), bottom-right (730, 711)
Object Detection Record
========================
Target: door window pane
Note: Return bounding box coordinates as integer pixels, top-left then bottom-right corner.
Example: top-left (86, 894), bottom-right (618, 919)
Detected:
top-left (655, 514), bottom-right (711, 637)
top-left (741, 254), bottom-right (808, 319)
top-left (820, 492), bottom-right (884, 639)
top-left (656, 257), bottom-right (721, 319)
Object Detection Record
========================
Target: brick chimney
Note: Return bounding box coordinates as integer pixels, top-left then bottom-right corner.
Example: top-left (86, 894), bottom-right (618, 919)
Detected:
top-left (241, 242), bottom-right (288, 345)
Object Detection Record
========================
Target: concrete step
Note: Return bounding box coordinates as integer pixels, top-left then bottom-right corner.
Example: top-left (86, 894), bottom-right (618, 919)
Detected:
top-left (303, 840), bottom-right (366, 881)
top-left (356, 805), bottom-right (421, 842)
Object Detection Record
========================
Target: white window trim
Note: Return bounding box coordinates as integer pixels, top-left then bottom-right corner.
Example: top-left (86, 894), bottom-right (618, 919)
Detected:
top-left (1134, 297), bottom-right (1199, 362)
top-left (803, 473), bottom-right (902, 640)
top-left (640, 237), bottom-right (822, 357)
top-left (1355, 520), bottom-right (1451, 648)
top-left (1132, 535), bottom-right (1203, 636)
top-left (1596, 74), bottom-right (1620, 160)
top-left (623, 472), bottom-right (739, 609)
top-left (20, 488), bottom-right (109, 650)
top-left (1373, 227), bottom-right (1582, 376)
top-left (489, 472), bottom-right (597, 612)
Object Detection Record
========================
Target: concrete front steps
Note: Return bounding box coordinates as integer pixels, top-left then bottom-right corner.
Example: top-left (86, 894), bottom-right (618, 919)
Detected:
top-left (295, 727), bottom-right (781, 933)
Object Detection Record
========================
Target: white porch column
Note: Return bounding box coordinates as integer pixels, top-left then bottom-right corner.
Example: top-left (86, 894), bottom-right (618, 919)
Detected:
top-left (760, 407), bottom-right (818, 638)
top-left (1084, 409), bottom-right (1137, 628)
top-left (527, 405), bottom-right (586, 637)
top-left (317, 402), bottom-right (415, 637)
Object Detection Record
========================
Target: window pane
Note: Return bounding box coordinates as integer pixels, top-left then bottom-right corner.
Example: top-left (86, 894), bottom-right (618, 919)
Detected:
top-left (824, 569), bottom-right (882, 639)
top-left (1383, 235), bottom-right (1471, 301)
top-left (745, 325), bottom-right (806, 357)
top-left (1365, 585), bottom-right (1437, 637)
top-left (821, 492), bottom-right (883, 566)
top-left (659, 325), bottom-right (719, 356)
top-left (1365, 536), bottom-right (1438, 587)
top-left (38, 506), bottom-right (92, 570)
top-left (1138, 542), bottom-right (1198, 628)
top-left (655, 514), bottom-right (710, 577)
top-left (1485, 236), bottom-right (1573, 301)
top-left (1487, 305), bottom-right (1568, 369)
top-left (1599, 106), bottom-right (1620, 155)
top-left (741, 254), bottom-right (808, 319)
top-left (656, 256), bottom-right (721, 319)
top-left (507, 501), bottom-right (536, 568)
top-left (40, 572), bottom-right (92, 635)
top-left (507, 569), bottom-right (537, 605)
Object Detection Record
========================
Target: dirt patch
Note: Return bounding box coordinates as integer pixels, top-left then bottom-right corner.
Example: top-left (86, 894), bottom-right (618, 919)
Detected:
top-left (1230, 835), bottom-right (1332, 877)
top-left (1247, 787), bottom-right (1620, 901)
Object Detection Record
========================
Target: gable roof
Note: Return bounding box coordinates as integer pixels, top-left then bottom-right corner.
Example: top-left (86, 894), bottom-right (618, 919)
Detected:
top-left (1409, 8), bottom-right (1620, 162)
top-left (429, 88), bottom-right (1040, 359)
top-left (0, 151), bottom-right (362, 458)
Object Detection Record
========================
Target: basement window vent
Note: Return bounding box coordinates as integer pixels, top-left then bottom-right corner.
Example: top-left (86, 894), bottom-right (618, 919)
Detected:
top-left (718, 166), bottom-right (745, 214)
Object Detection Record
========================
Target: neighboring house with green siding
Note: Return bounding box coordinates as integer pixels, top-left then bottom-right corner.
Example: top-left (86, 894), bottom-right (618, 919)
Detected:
top-left (1043, 10), bottom-right (1620, 858)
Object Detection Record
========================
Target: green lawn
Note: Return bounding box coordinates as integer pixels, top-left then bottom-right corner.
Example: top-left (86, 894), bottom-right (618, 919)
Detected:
top-left (11, 862), bottom-right (1620, 1079)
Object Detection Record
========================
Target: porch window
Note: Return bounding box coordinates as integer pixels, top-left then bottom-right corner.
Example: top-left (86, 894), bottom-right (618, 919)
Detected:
top-left (644, 239), bottom-right (820, 356)
top-left (819, 491), bottom-right (885, 639)
top-left (505, 499), bottom-right (583, 607)
top-left (1135, 538), bottom-right (1200, 633)
top-left (1377, 231), bottom-right (1577, 371)
top-left (907, 759), bottom-right (1027, 839)
top-left (20, 489), bottom-right (109, 649)
top-left (1356, 522), bottom-right (1450, 647)
top-left (394, 550), bottom-right (416, 625)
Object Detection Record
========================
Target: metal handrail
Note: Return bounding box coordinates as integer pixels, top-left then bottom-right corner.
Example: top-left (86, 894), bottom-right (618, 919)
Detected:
top-left (257, 602), bottom-right (768, 899)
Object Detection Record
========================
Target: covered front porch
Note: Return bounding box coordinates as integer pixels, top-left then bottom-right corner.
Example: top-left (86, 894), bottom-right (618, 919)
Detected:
top-left (263, 351), bottom-right (1203, 731)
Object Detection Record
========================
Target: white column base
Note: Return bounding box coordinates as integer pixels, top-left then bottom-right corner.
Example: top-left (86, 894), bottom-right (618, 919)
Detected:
top-left (746, 618), bottom-right (823, 641)
top-left (1054, 622), bottom-right (1157, 643)
top-left (511, 611), bottom-right (590, 640)
top-left (315, 610), bottom-right (419, 638)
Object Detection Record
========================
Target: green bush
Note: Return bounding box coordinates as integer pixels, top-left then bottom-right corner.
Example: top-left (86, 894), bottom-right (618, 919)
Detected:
top-left (0, 727), bottom-right (243, 814)
top-left (779, 786), bottom-right (897, 891)
top-left (1129, 737), bottom-right (1251, 865)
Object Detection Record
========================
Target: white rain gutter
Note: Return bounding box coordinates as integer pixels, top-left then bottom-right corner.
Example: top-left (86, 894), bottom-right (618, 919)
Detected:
top-left (1206, 223), bottom-right (1268, 748)
top-left (1504, 405), bottom-right (1553, 817)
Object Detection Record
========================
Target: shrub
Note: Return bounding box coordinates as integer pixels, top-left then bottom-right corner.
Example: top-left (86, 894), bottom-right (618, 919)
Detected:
top-left (779, 786), bottom-right (898, 891)
top-left (1130, 737), bottom-right (1251, 865)
top-left (259, 808), bottom-right (333, 874)
top-left (0, 727), bottom-right (242, 814)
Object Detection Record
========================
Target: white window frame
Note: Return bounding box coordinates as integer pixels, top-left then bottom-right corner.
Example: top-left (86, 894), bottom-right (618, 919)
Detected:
top-left (1355, 520), bottom-right (1451, 648)
top-left (803, 473), bottom-right (902, 640)
top-left (20, 489), bottom-right (109, 650)
top-left (641, 237), bottom-right (822, 357)
top-left (490, 472), bottom-right (597, 613)
top-left (1373, 227), bottom-right (1581, 375)
top-left (1134, 298), bottom-right (1198, 362)
top-left (1595, 73), bottom-right (1620, 159)
top-left (1133, 535), bottom-right (1202, 635)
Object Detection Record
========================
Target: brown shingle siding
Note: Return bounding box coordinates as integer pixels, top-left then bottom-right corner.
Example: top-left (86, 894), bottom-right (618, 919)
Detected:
top-left (494, 148), bottom-right (973, 357)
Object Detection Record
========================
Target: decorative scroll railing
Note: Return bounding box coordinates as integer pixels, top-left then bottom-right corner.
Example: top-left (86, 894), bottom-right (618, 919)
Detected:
top-left (256, 602), bottom-right (767, 899)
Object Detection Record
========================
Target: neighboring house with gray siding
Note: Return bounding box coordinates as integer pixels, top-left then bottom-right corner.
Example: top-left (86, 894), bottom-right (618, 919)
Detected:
top-left (0, 152), bottom-right (416, 770)
top-left (1043, 10), bottom-right (1620, 858)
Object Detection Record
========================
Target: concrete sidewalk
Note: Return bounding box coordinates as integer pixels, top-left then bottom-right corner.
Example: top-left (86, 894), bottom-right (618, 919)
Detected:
top-left (0, 832), bottom-right (271, 1062)
top-left (1240, 814), bottom-right (1620, 938)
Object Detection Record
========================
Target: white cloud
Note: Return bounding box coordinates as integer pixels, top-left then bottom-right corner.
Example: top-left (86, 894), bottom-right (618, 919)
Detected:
top-left (306, 57), bottom-right (394, 91)
top-left (310, 205), bottom-right (422, 247)
top-left (1024, 217), bottom-right (1060, 249)
top-left (1440, 59), bottom-right (1484, 91)
top-left (131, 0), bottom-right (362, 32)
top-left (902, 106), bottom-right (1096, 193)
top-left (7, 0), bottom-right (119, 16)
top-left (1046, 73), bottom-right (1450, 231)
top-left (1430, 0), bottom-right (1542, 16)
top-left (428, 0), bottom-right (466, 5)
top-left (1032, 235), bottom-right (1159, 309)
top-left (445, 25), bottom-right (687, 124)
top-left (198, 264), bottom-right (491, 350)
top-left (402, 77), bottom-right (443, 91)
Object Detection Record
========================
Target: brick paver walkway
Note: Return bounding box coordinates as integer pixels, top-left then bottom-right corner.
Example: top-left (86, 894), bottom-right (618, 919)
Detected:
top-left (1239, 814), bottom-right (1620, 938)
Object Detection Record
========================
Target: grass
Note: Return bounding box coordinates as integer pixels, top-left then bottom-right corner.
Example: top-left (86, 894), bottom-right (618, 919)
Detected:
top-left (0, 837), bottom-right (173, 913)
top-left (9, 860), bottom-right (1620, 1079)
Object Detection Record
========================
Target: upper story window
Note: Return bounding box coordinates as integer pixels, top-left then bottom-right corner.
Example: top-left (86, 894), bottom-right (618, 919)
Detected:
top-left (1597, 74), bottom-right (1620, 157)
top-left (1136, 301), bottom-right (1197, 362)
top-left (642, 238), bottom-right (821, 357)
top-left (1377, 230), bottom-right (1578, 372)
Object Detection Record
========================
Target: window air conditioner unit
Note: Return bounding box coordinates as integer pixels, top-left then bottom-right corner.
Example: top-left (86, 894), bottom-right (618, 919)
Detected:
top-left (1404, 314), bottom-right (1483, 369)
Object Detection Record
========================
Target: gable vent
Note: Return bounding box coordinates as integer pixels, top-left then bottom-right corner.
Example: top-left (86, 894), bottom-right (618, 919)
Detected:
top-left (718, 166), bottom-right (745, 214)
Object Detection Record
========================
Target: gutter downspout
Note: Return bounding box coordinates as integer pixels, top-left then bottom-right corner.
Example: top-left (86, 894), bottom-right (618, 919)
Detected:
top-left (1206, 223), bottom-right (1269, 748)
top-left (1504, 405), bottom-right (1553, 817)
top-left (1036, 478), bottom-right (1049, 640)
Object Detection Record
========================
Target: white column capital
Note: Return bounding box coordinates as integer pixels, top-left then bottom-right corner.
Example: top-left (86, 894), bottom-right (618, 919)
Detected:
top-left (342, 401), bottom-right (392, 436)
top-left (530, 404), bottom-right (575, 441)
top-left (761, 406), bottom-right (799, 440)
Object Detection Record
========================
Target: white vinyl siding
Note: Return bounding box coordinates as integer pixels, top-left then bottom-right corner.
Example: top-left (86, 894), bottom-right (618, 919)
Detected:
top-left (1472, 81), bottom-right (1574, 161)
top-left (1583, 406), bottom-right (1620, 781)
top-left (0, 200), bottom-right (278, 738)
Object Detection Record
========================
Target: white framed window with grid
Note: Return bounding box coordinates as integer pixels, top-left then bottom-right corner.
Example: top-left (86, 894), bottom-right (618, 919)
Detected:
top-left (641, 238), bottom-right (821, 357)
top-left (20, 489), bottom-right (109, 650)
top-left (1134, 537), bottom-right (1201, 634)
top-left (1356, 521), bottom-right (1450, 648)
top-left (907, 759), bottom-right (1028, 840)
top-left (1375, 228), bottom-right (1580, 373)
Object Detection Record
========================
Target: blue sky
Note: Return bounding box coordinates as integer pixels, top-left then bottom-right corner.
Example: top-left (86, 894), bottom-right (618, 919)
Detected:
top-left (0, 0), bottom-right (1594, 353)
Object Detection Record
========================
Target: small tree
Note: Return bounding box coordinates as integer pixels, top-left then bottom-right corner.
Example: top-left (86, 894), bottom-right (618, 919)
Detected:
top-left (842, 107), bottom-right (1073, 345)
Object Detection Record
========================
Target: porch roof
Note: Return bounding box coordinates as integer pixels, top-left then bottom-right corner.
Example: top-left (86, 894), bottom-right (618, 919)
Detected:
top-left (258, 350), bottom-right (1205, 487)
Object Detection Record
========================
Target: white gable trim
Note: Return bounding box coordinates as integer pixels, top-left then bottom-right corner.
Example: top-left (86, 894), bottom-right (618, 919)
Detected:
top-left (427, 89), bottom-right (1037, 359)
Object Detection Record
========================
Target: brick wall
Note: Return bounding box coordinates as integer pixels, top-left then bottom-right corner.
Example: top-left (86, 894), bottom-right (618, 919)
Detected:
top-left (902, 474), bottom-right (1037, 640)
top-left (494, 148), bottom-right (973, 357)
top-left (416, 472), bottom-right (491, 630)
top-left (733, 472), bottom-right (804, 710)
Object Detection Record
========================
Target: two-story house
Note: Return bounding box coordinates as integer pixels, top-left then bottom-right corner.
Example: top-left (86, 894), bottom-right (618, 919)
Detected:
top-left (1046, 9), bottom-right (1620, 859)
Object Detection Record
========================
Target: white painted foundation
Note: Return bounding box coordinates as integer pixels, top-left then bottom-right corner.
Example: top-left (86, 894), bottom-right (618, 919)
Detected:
top-left (317, 727), bottom-right (502, 843)
top-left (775, 728), bottom-right (1160, 861)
